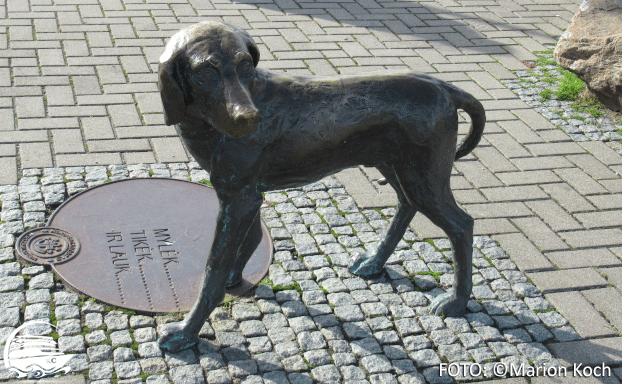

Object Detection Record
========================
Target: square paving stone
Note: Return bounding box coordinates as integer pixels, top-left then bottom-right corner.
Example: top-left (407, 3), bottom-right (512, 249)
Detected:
top-left (537, 311), bottom-right (568, 328)
top-left (139, 358), bottom-right (167, 376)
top-left (314, 314), bottom-right (339, 328)
top-left (228, 360), bottom-right (258, 377)
top-left (301, 290), bottom-right (327, 306)
top-left (403, 335), bottom-right (432, 351)
top-left (343, 277), bottom-right (368, 291)
top-left (311, 365), bottom-right (341, 382)
top-left (489, 341), bottom-right (520, 357)
top-left (320, 326), bottom-right (343, 341)
top-left (282, 301), bottom-right (309, 318)
top-left (351, 289), bottom-right (378, 303)
top-left (361, 354), bottom-right (392, 374)
top-left (394, 318), bottom-right (424, 337)
top-left (282, 355), bottom-right (308, 372)
top-left (374, 330), bottom-right (400, 344)
top-left (240, 320), bottom-right (268, 337)
top-left (350, 337), bottom-right (382, 357)
top-left (334, 305), bottom-right (364, 322)
top-left (458, 332), bottom-right (485, 349)
top-left (328, 340), bottom-right (350, 353)
top-left (288, 316), bottom-right (316, 333)
top-left (444, 317), bottom-right (471, 333)
top-left (88, 345), bottom-right (112, 362)
top-left (297, 331), bottom-right (327, 351)
top-left (340, 365), bottom-right (366, 380)
top-left (515, 310), bottom-right (540, 325)
top-left (466, 312), bottom-right (494, 327)
top-left (342, 321), bottom-right (373, 340)
top-left (216, 332), bottom-right (246, 347)
top-left (307, 304), bottom-right (332, 317)
top-left (516, 342), bottom-right (553, 363)
top-left (525, 324), bottom-right (554, 343)
top-left (114, 360), bottom-right (141, 379)
top-left (332, 352), bottom-right (356, 366)
top-left (205, 368), bottom-right (229, 384)
top-left (367, 316), bottom-right (393, 331)
top-left (304, 349), bottom-right (331, 367)
top-left (550, 326), bottom-right (581, 342)
top-left (473, 284), bottom-right (497, 299)
top-left (438, 344), bottom-right (471, 362)
top-left (268, 328), bottom-right (296, 344)
top-left (222, 345), bottom-right (250, 362)
top-left (389, 304), bottom-right (416, 319)
top-left (232, 303), bottom-right (262, 321)
top-left (165, 349), bottom-right (197, 366)
top-left (274, 341), bottom-right (299, 358)
top-left (475, 325), bottom-right (505, 342)
top-left (361, 301), bottom-right (389, 316)
top-left (493, 315), bottom-right (522, 330)
top-left (199, 353), bottom-right (225, 371)
top-left (469, 347), bottom-right (496, 363)
top-left (287, 372), bottom-right (313, 384)
top-left (482, 300), bottom-right (510, 315)
top-left (504, 328), bottom-right (532, 344)
top-left (410, 349), bottom-right (442, 369)
top-left (248, 336), bottom-right (272, 354)
top-left (254, 352), bottom-right (283, 372)
top-left (430, 329), bottom-right (458, 346)
top-left (263, 313), bottom-right (289, 330)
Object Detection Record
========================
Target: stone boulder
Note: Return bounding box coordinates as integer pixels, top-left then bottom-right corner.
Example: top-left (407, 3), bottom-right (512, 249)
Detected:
top-left (554, 0), bottom-right (622, 111)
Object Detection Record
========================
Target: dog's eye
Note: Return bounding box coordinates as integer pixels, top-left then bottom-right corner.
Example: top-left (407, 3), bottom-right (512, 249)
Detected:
top-left (238, 61), bottom-right (254, 78)
top-left (197, 67), bottom-right (218, 84)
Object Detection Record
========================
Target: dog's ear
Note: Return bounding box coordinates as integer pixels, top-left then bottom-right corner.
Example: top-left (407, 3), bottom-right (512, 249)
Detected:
top-left (247, 41), bottom-right (260, 67)
top-left (243, 33), bottom-right (260, 67)
top-left (158, 40), bottom-right (189, 126)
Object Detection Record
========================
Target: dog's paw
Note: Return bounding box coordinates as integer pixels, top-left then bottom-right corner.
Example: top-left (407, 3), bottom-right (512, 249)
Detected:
top-left (157, 321), bottom-right (199, 352)
top-left (226, 269), bottom-right (243, 288)
top-left (429, 291), bottom-right (468, 317)
top-left (348, 252), bottom-right (384, 276)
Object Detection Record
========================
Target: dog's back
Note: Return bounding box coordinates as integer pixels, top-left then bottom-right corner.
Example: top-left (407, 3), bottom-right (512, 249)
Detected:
top-left (248, 69), bottom-right (461, 147)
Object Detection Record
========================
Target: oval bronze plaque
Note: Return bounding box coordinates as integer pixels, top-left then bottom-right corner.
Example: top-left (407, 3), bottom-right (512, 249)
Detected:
top-left (20, 178), bottom-right (272, 313)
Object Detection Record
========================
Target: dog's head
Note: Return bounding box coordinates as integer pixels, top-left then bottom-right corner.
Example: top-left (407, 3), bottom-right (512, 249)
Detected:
top-left (159, 22), bottom-right (261, 138)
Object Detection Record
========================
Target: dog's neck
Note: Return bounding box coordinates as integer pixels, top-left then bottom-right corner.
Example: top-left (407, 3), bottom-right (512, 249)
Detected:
top-left (177, 115), bottom-right (223, 142)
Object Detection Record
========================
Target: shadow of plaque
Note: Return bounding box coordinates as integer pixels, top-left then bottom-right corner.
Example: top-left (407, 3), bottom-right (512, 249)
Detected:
top-left (16, 178), bottom-right (273, 313)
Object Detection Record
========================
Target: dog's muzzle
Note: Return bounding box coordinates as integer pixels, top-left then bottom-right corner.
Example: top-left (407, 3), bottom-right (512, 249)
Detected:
top-left (223, 104), bottom-right (260, 138)
top-left (232, 105), bottom-right (260, 123)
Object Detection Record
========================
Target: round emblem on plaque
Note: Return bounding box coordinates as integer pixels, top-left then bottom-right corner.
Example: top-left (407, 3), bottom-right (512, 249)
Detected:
top-left (16, 227), bottom-right (81, 265)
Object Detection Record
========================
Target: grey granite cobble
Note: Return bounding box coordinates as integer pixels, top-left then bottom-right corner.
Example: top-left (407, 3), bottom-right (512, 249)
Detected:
top-left (88, 345), bottom-right (112, 362)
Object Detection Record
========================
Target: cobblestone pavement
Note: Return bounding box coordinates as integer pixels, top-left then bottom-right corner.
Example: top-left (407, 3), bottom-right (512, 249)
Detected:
top-left (0, 165), bottom-right (581, 384)
top-left (1, 0), bottom-right (622, 383)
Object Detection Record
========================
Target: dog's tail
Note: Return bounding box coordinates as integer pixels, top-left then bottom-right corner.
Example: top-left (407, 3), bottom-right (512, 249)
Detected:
top-left (454, 91), bottom-right (486, 160)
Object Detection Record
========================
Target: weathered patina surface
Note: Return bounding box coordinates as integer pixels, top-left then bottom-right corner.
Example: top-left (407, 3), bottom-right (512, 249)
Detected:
top-left (157, 21), bottom-right (485, 352)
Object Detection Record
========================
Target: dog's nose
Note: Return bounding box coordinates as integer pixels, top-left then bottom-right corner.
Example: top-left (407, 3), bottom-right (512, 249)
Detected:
top-left (232, 106), bottom-right (260, 123)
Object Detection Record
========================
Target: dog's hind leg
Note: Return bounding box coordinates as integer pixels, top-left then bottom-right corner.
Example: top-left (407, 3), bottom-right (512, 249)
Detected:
top-left (226, 210), bottom-right (262, 287)
top-left (349, 165), bottom-right (417, 276)
top-left (397, 167), bottom-right (473, 317)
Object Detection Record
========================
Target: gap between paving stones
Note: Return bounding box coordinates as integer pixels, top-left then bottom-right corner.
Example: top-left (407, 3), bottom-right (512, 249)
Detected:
top-left (0, 164), bottom-right (579, 384)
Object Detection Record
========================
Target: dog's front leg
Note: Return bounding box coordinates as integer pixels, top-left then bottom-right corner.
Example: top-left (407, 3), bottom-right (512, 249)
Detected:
top-left (157, 188), bottom-right (263, 352)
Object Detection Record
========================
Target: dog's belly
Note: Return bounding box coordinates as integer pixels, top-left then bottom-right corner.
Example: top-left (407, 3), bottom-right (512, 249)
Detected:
top-left (258, 124), bottom-right (411, 191)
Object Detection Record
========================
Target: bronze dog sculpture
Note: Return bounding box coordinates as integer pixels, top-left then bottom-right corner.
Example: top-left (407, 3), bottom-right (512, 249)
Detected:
top-left (157, 21), bottom-right (485, 352)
